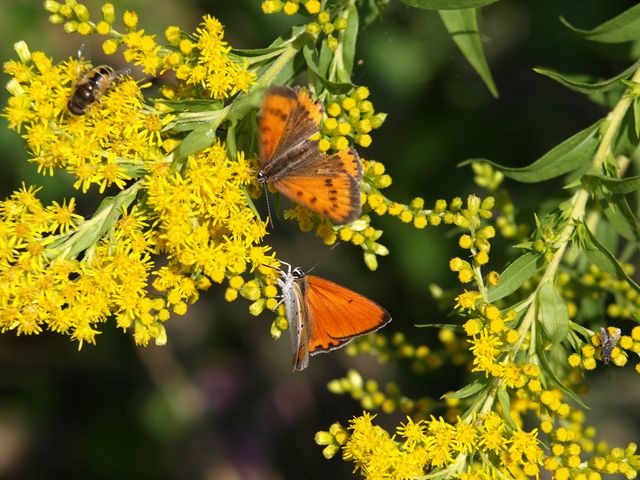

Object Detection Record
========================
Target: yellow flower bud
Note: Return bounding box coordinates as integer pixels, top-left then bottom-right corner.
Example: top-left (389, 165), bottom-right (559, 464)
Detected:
top-left (225, 288), bottom-right (238, 302)
top-left (283, 1), bottom-right (298, 15)
top-left (318, 11), bottom-right (330, 23)
top-left (306, 22), bottom-right (321, 35)
top-left (102, 3), bottom-right (115, 23)
top-left (96, 20), bottom-right (111, 35)
top-left (305, 0), bottom-right (321, 14)
top-left (102, 38), bottom-right (118, 55)
top-left (318, 138), bottom-right (331, 152)
top-left (165, 26), bottom-right (182, 45)
top-left (355, 133), bottom-right (372, 148)
top-left (459, 234), bottom-right (473, 249)
top-left (249, 298), bottom-right (266, 316)
top-left (123, 10), bottom-right (138, 29)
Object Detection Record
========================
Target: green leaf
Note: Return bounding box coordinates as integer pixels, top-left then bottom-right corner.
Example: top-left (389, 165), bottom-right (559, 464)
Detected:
top-left (487, 252), bottom-right (544, 302)
top-left (497, 388), bottom-right (516, 429)
top-left (175, 122), bottom-right (217, 161)
top-left (578, 222), bottom-right (640, 293)
top-left (303, 44), bottom-right (354, 93)
top-left (581, 173), bottom-right (640, 194)
top-left (560, 5), bottom-right (640, 44)
top-left (460, 120), bottom-right (601, 183)
top-left (537, 283), bottom-right (570, 345)
top-left (600, 193), bottom-right (640, 243)
top-left (535, 327), bottom-right (588, 409)
top-left (401, 0), bottom-right (499, 10)
top-left (337, 4), bottom-right (359, 83)
top-left (534, 60), bottom-right (640, 95)
top-left (442, 378), bottom-right (487, 399)
top-left (63, 184), bottom-right (141, 259)
top-left (439, 8), bottom-right (498, 98)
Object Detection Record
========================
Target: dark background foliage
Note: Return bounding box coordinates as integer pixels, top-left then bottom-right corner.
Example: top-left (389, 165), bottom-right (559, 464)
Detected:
top-left (0, 1), bottom-right (638, 479)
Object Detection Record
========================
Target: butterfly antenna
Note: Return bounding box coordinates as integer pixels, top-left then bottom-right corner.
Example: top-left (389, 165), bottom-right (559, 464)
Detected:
top-left (305, 242), bottom-right (340, 274)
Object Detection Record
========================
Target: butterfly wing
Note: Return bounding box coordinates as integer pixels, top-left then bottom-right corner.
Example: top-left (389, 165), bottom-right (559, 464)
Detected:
top-left (259, 86), bottom-right (322, 168)
top-left (299, 275), bottom-right (391, 359)
top-left (283, 277), bottom-right (311, 371)
top-left (274, 174), bottom-right (360, 224)
top-left (271, 149), bottom-right (362, 224)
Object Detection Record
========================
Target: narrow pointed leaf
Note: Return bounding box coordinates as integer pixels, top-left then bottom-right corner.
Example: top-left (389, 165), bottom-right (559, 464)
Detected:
top-left (487, 252), bottom-right (544, 302)
top-left (578, 223), bottom-right (640, 293)
top-left (401, 0), bottom-right (499, 10)
top-left (337, 4), bottom-right (358, 82)
top-left (560, 5), bottom-right (640, 44)
top-left (581, 173), bottom-right (640, 194)
top-left (601, 194), bottom-right (640, 242)
top-left (460, 120), bottom-right (601, 182)
top-left (534, 60), bottom-right (640, 94)
top-left (442, 378), bottom-right (487, 399)
top-left (439, 8), bottom-right (498, 98)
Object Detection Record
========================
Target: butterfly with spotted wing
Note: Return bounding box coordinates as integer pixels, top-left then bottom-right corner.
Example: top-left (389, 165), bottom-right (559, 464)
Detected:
top-left (258, 85), bottom-right (362, 225)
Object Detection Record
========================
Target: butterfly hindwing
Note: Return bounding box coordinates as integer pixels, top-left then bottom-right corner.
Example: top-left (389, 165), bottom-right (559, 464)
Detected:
top-left (274, 174), bottom-right (361, 224)
top-left (301, 275), bottom-right (391, 355)
top-left (259, 86), bottom-right (322, 167)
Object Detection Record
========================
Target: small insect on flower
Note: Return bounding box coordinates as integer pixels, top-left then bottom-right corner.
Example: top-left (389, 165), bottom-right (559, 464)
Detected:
top-left (597, 327), bottom-right (621, 365)
top-left (67, 45), bottom-right (122, 116)
top-left (277, 261), bottom-right (391, 371)
top-left (68, 64), bottom-right (117, 115)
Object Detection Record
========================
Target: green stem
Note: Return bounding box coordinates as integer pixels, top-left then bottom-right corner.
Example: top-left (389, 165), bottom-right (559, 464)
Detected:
top-left (464, 67), bottom-right (640, 417)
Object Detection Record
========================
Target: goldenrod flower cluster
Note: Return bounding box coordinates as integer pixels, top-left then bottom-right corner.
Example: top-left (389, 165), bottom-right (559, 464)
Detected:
top-left (0, 3), bottom-right (274, 347)
top-left (4, 42), bottom-right (160, 189)
top-left (3, 1), bottom-right (431, 352)
top-left (316, 411), bottom-right (544, 478)
top-left (318, 87), bottom-right (386, 151)
top-left (319, 183), bottom-right (640, 477)
top-left (261, 0), bottom-right (349, 51)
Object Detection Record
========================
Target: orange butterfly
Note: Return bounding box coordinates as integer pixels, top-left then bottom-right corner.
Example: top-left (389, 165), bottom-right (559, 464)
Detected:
top-left (258, 85), bottom-right (363, 225)
top-left (278, 262), bottom-right (391, 371)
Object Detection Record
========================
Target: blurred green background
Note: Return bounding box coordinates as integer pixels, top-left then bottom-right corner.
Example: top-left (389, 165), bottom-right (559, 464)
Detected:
top-left (0, 1), bottom-right (639, 479)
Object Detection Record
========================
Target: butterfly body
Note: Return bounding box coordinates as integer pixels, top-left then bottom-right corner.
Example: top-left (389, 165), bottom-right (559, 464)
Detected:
top-left (259, 86), bottom-right (363, 225)
top-left (278, 263), bottom-right (391, 371)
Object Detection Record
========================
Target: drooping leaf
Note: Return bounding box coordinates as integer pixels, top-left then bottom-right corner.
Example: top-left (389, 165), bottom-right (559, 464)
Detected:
top-left (442, 378), bottom-right (488, 399)
top-left (459, 120), bottom-right (602, 182)
top-left (537, 283), bottom-right (570, 345)
top-left (600, 193), bottom-right (640, 243)
top-left (578, 222), bottom-right (640, 293)
top-left (401, 0), bottom-right (499, 10)
top-left (581, 173), bottom-right (640, 194)
top-left (560, 4), bottom-right (640, 44)
top-left (439, 8), bottom-right (498, 98)
top-left (487, 252), bottom-right (544, 302)
top-left (534, 60), bottom-right (640, 94)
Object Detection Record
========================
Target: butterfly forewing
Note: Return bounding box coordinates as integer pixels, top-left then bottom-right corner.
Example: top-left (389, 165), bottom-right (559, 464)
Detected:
top-left (302, 275), bottom-right (391, 355)
top-left (259, 87), bottom-right (321, 168)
